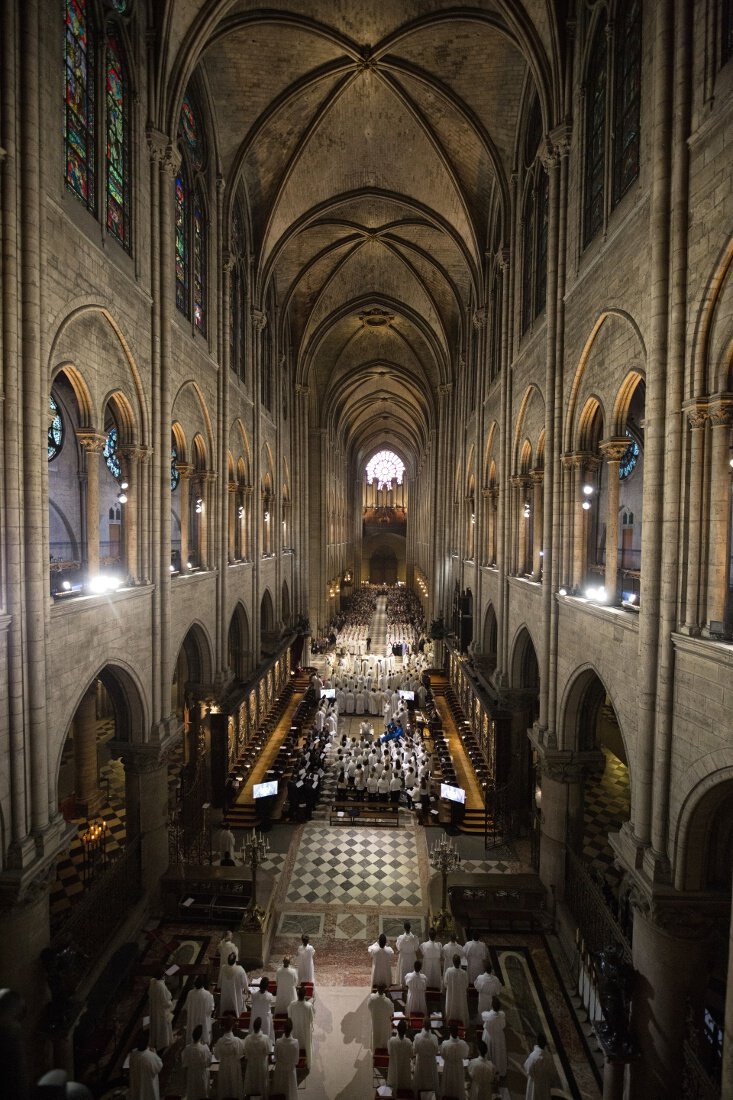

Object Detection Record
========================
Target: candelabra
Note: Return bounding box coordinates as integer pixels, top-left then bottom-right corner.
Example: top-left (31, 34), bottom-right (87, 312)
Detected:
top-left (81, 819), bottom-right (108, 885)
top-left (241, 829), bottom-right (269, 929)
top-left (429, 832), bottom-right (460, 938)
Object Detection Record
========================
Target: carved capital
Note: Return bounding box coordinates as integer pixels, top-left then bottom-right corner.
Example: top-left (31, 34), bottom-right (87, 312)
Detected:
top-left (682, 400), bottom-right (709, 431)
top-left (707, 393), bottom-right (733, 428)
top-left (295, 384), bottom-right (309, 398)
top-left (119, 444), bottom-right (152, 465)
top-left (76, 429), bottom-right (106, 454)
top-left (472, 306), bottom-right (487, 329)
top-left (499, 246), bottom-right (510, 271)
top-left (599, 436), bottom-right (630, 463)
top-left (539, 139), bottom-right (559, 172)
top-left (549, 121), bottom-right (572, 160)
top-left (119, 743), bottom-right (167, 775)
top-left (438, 383), bottom-right (452, 398)
top-left (177, 462), bottom-right (193, 480)
top-left (146, 125), bottom-right (180, 177)
top-left (530, 467), bottom-right (544, 484)
top-left (251, 307), bottom-right (268, 332)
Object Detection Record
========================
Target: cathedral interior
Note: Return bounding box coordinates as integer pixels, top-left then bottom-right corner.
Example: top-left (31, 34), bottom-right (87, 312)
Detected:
top-left (1, 1), bottom-right (732, 1097)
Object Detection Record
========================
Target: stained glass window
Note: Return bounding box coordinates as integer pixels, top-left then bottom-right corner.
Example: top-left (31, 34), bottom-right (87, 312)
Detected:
top-left (612, 0), bottom-right (642, 206)
top-left (584, 18), bottom-right (607, 246)
top-left (366, 451), bottom-right (405, 491)
top-left (619, 431), bottom-right (641, 480)
top-left (104, 426), bottom-right (121, 479)
top-left (175, 171), bottom-right (189, 316)
top-left (193, 188), bottom-right (206, 334)
top-left (65, 0), bottom-right (96, 210)
top-left (48, 396), bottom-right (64, 461)
top-left (178, 94), bottom-right (204, 171)
top-left (171, 444), bottom-right (180, 491)
top-left (105, 32), bottom-right (131, 251)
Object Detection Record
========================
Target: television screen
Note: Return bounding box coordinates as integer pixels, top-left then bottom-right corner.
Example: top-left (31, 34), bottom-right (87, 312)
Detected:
top-left (253, 779), bottom-right (278, 799)
top-left (321, 688), bottom-right (336, 699)
top-left (398, 690), bottom-right (415, 701)
top-left (440, 783), bottom-right (466, 804)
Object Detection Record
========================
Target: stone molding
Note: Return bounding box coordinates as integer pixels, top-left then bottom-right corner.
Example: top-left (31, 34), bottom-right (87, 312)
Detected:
top-left (146, 125), bottom-right (180, 177)
top-left (76, 429), bottom-right (106, 454)
top-left (599, 436), bottom-right (630, 462)
top-left (251, 307), bottom-right (268, 331)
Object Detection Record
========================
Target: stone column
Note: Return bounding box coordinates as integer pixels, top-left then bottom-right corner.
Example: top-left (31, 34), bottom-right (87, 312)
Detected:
top-left (571, 455), bottom-right (587, 589)
top-left (177, 464), bottom-right (192, 569)
top-left (530, 748), bottom-right (601, 901)
top-left (122, 745), bottom-right (171, 897)
top-left (73, 686), bottom-right (103, 817)
top-left (682, 404), bottom-right (708, 631)
top-left (119, 445), bottom-right (148, 584)
top-left (227, 483), bottom-right (236, 562)
top-left (531, 469), bottom-right (544, 578)
top-left (629, 901), bottom-right (712, 1098)
top-left (77, 431), bottom-right (105, 578)
top-left (561, 454), bottom-right (574, 587)
top-left (704, 397), bottom-right (733, 630)
top-left (244, 485), bottom-right (254, 561)
top-left (600, 438), bottom-right (629, 604)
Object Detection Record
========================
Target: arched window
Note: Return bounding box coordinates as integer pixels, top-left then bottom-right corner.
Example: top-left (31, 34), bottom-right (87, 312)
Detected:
top-left (584, 17), bottom-right (607, 247)
top-left (65, 0), bottom-right (96, 211)
top-left (230, 204), bottom-right (246, 381)
top-left (176, 92), bottom-right (208, 333)
top-left (366, 450), bottom-right (405, 490)
top-left (612, 0), bottom-right (642, 206)
top-left (64, 3), bottom-right (133, 250)
top-left (48, 396), bottom-right (64, 462)
top-left (103, 426), bottom-right (121, 479)
top-left (520, 93), bottom-right (548, 335)
top-left (583, 3), bottom-right (642, 249)
top-left (105, 30), bottom-right (131, 251)
top-left (193, 186), bottom-right (207, 334)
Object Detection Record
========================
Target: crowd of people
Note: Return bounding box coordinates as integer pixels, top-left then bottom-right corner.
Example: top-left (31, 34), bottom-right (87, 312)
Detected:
top-left (367, 922), bottom-right (555, 1099)
top-left (129, 930), bottom-right (317, 1100)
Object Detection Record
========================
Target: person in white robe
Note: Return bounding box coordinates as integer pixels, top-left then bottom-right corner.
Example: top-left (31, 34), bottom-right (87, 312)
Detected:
top-left (464, 930), bottom-right (489, 984)
top-left (412, 1021), bottom-right (439, 1096)
top-left (396, 920), bottom-right (420, 984)
top-left (217, 931), bottom-right (239, 982)
top-left (213, 1017), bottom-right (245, 1100)
top-left (474, 961), bottom-right (503, 1015)
top-left (287, 986), bottom-right (315, 1068)
top-left (271, 1019), bottom-right (299, 1100)
top-left (243, 1017), bottom-right (271, 1098)
top-left (274, 957), bottom-right (299, 1013)
top-left (443, 955), bottom-right (470, 1027)
top-left (185, 976), bottom-right (215, 1044)
top-left (440, 1025), bottom-right (469, 1099)
top-left (523, 1032), bottom-right (554, 1100)
top-left (296, 934), bottom-right (315, 985)
top-left (468, 1039), bottom-right (496, 1099)
top-left (442, 935), bottom-right (466, 971)
top-left (387, 1019), bottom-right (413, 1090)
top-left (368, 933), bottom-right (394, 988)
top-left (251, 975), bottom-right (275, 1046)
top-left (219, 953), bottom-right (248, 1018)
top-left (217, 826), bottom-right (236, 861)
top-left (128, 1032), bottom-right (163, 1100)
top-left (147, 976), bottom-right (173, 1051)
top-left (367, 985), bottom-right (393, 1051)
top-left (481, 996), bottom-right (507, 1077)
top-left (181, 1024), bottom-right (212, 1100)
top-left (404, 959), bottom-right (428, 1017)
top-left (419, 929), bottom-right (443, 988)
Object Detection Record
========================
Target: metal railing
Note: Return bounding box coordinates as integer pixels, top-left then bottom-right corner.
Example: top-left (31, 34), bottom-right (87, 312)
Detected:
top-left (51, 839), bottom-right (142, 965)
top-left (564, 846), bottom-right (632, 1024)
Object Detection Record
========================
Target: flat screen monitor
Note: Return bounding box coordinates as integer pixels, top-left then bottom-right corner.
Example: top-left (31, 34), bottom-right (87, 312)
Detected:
top-left (440, 783), bottom-right (466, 804)
top-left (398, 690), bottom-right (415, 701)
top-left (321, 687), bottom-right (336, 699)
top-left (253, 779), bottom-right (278, 799)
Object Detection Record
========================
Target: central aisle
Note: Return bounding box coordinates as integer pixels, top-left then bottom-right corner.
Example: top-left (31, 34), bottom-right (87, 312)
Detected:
top-left (368, 594), bottom-right (388, 656)
top-left (300, 986), bottom-right (374, 1099)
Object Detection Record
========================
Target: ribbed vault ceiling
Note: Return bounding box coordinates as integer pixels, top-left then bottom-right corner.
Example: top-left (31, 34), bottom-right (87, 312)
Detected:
top-left (161, 2), bottom-right (558, 472)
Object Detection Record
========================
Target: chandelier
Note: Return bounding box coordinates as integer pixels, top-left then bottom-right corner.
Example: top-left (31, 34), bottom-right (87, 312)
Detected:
top-left (366, 450), bottom-right (405, 491)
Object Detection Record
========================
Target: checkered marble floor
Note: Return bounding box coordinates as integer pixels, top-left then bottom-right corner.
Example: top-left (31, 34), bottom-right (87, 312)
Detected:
top-left (582, 747), bottom-right (630, 889)
top-left (284, 823), bottom-right (425, 908)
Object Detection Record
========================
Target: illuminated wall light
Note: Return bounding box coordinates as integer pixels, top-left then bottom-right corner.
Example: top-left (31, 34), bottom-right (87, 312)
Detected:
top-left (88, 575), bottom-right (123, 594)
top-left (238, 505), bottom-right (244, 518)
top-left (582, 484), bottom-right (594, 496)
top-left (582, 500), bottom-right (591, 511)
top-left (195, 498), bottom-right (203, 514)
top-left (62, 580), bottom-right (72, 591)
top-left (558, 587), bottom-right (567, 596)
top-left (117, 491), bottom-right (128, 504)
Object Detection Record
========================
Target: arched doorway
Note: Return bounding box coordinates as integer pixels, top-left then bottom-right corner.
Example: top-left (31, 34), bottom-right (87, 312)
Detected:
top-left (482, 603), bottom-right (498, 671)
top-left (50, 665), bottom-right (144, 935)
top-left (172, 624), bottom-right (214, 769)
top-left (228, 603), bottom-right (250, 681)
top-left (281, 580), bottom-right (291, 627)
top-left (563, 668), bottom-right (630, 907)
top-left (370, 548), bottom-right (398, 584)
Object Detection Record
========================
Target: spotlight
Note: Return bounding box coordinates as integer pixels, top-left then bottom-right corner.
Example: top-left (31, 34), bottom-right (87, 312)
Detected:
top-left (195, 498), bottom-right (203, 514)
top-left (117, 491), bottom-right (128, 504)
top-left (583, 484), bottom-right (594, 495)
top-left (120, 481), bottom-right (129, 490)
top-left (558, 587), bottom-right (567, 596)
top-left (584, 587), bottom-right (596, 600)
top-left (582, 500), bottom-right (591, 510)
top-left (187, 561), bottom-right (193, 570)
top-left (62, 580), bottom-right (71, 591)
top-left (169, 564), bottom-right (175, 573)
